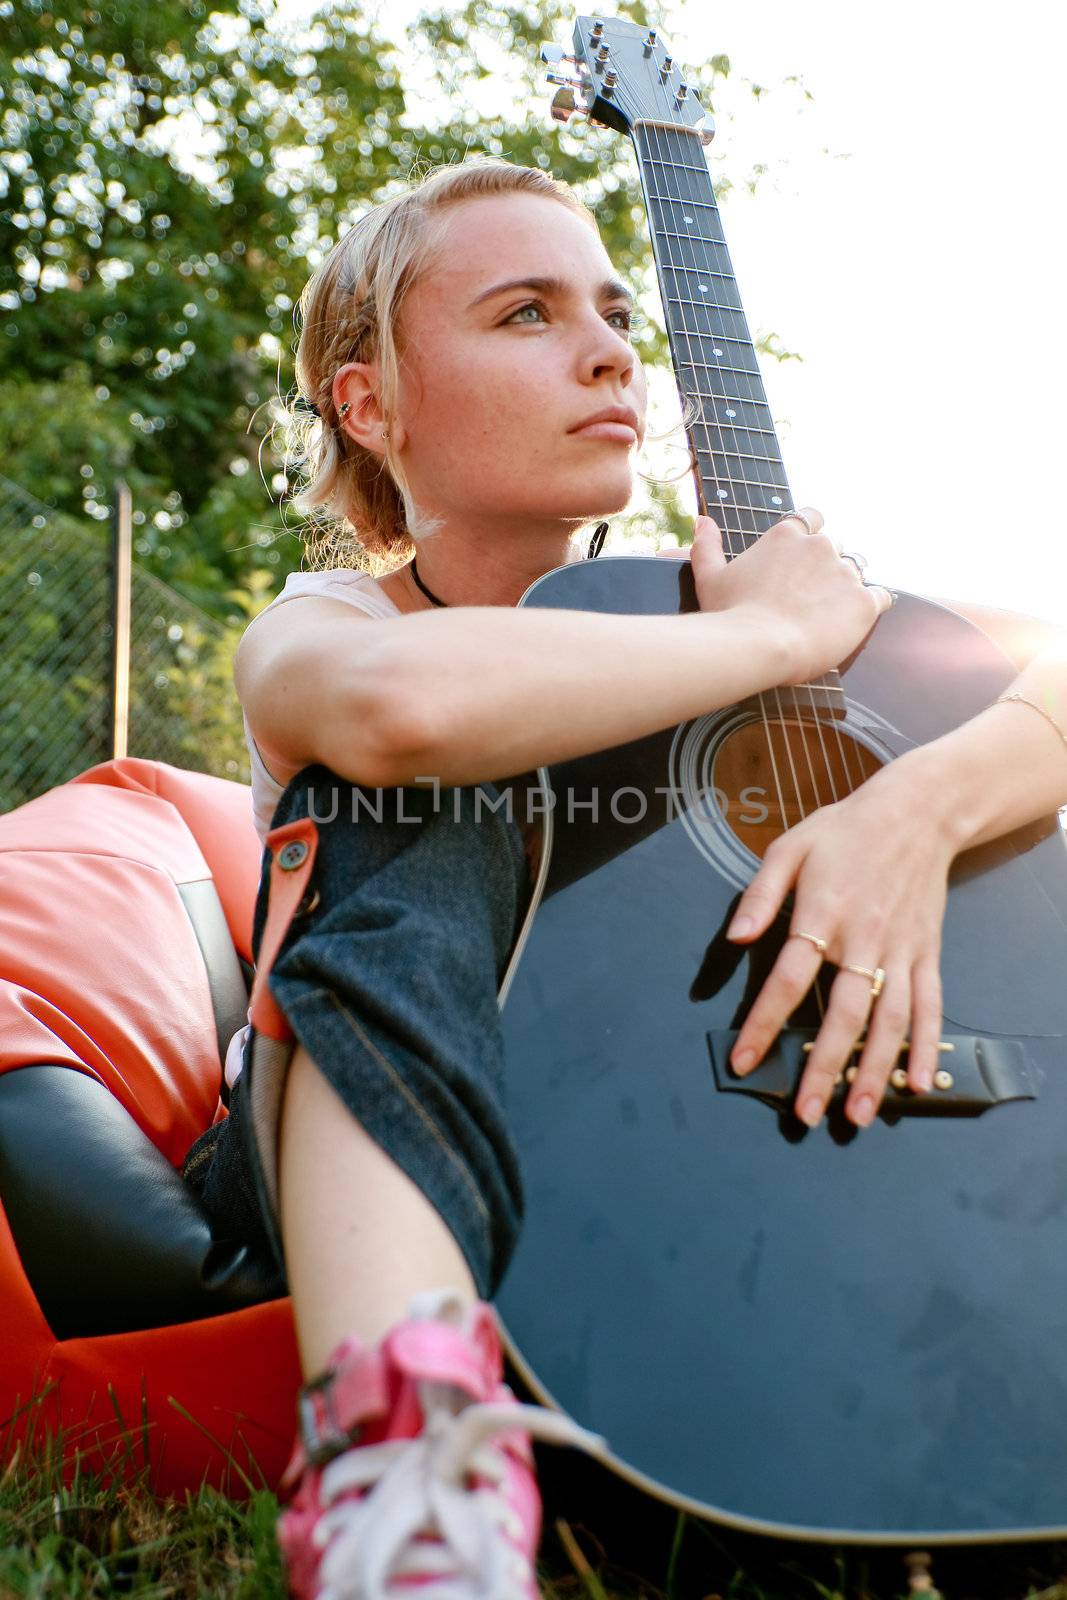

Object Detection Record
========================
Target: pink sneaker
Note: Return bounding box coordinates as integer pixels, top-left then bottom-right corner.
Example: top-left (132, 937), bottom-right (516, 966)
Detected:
top-left (277, 1288), bottom-right (606, 1599)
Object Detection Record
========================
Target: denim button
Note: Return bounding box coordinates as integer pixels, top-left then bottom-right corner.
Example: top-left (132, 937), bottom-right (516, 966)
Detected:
top-left (278, 839), bottom-right (309, 871)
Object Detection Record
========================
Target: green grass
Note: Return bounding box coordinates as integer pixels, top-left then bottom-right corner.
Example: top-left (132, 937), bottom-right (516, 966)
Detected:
top-left (5, 1439), bottom-right (1067, 1600)
top-left (0, 1452), bottom-right (285, 1598)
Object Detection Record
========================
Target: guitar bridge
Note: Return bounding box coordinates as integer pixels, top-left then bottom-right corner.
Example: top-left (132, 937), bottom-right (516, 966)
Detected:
top-left (707, 1029), bottom-right (1035, 1118)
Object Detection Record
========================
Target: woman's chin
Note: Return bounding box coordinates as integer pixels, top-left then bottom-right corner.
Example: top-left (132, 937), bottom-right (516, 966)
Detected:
top-left (561, 472), bottom-right (638, 521)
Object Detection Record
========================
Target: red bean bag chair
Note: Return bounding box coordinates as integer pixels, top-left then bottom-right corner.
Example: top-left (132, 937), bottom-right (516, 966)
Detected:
top-left (0, 758), bottom-right (301, 1497)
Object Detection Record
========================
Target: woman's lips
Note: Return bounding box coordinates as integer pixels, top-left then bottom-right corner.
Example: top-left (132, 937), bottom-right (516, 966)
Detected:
top-left (569, 420), bottom-right (639, 443)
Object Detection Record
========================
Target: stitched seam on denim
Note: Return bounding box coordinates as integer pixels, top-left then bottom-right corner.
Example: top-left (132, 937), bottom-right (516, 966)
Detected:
top-left (180, 1136), bottom-right (218, 1183)
top-left (322, 989), bottom-right (490, 1222)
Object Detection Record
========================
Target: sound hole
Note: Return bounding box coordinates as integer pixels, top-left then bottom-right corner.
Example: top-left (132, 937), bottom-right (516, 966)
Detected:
top-left (711, 720), bottom-right (883, 860)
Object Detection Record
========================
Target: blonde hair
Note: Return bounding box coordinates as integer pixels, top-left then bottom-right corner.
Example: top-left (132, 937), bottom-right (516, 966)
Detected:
top-left (280, 159), bottom-right (595, 573)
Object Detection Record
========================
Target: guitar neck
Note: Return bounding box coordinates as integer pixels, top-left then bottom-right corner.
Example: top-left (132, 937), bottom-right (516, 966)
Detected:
top-left (632, 121), bottom-right (794, 554)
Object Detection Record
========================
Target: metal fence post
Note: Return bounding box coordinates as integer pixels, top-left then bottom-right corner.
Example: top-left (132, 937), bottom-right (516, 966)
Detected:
top-left (109, 479), bottom-right (132, 760)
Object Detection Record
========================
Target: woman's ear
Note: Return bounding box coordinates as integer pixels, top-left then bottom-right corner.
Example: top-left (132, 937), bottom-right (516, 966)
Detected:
top-left (332, 362), bottom-right (392, 456)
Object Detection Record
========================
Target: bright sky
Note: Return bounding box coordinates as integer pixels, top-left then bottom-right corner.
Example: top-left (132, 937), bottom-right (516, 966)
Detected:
top-left (651, 2), bottom-right (1066, 623)
top-left (320, 0), bottom-right (1064, 623)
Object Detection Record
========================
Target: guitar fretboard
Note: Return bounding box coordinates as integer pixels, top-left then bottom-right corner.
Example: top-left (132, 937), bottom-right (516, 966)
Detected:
top-left (633, 121), bottom-right (794, 554)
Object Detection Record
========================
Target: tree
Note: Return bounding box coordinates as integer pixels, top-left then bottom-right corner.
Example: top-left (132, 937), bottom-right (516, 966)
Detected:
top-left (0, 0), bottom-right (754, 618)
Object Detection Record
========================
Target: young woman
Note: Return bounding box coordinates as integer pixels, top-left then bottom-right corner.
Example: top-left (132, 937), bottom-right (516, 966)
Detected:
top-left (208, 159), bottom-right (1067, 1597)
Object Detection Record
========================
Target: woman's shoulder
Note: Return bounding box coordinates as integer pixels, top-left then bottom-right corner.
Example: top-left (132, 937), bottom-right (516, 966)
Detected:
top-left (234, 567), bottom-right (403, 782)
top-left (266, 566), bottom-right (401, 615)
top-left (240, 566), bottom-right (400, 643)
top-left (234, 568), bottom-right (401, 696)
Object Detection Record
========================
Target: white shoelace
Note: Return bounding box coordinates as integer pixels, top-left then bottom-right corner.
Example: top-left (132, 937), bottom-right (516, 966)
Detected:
top-left (312, 1379), bottom-right (606, 1600)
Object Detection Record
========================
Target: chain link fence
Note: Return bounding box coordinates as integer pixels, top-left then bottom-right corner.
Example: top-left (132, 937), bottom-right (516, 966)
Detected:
top-left (0, 475), bottom-right (250, 814)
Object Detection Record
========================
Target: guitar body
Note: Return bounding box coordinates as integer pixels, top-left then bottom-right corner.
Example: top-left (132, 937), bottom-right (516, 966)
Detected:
top-left (496, 556), bottom-right (1067, 1542)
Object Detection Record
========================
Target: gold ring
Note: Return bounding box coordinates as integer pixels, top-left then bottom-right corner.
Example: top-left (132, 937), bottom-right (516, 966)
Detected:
top-left (792, 930), bottom-right (828, 955)
top-left (839, 961), bottom-right (886, 999)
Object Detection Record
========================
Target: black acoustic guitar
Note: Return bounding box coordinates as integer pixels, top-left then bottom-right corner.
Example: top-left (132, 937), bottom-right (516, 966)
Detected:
top-left (495, 14), bottom-right (1067, 1546)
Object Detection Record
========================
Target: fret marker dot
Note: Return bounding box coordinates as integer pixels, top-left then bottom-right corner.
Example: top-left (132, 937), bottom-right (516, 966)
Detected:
top-left (772, 496), bottom-right (783, 506)
top-left (713, 347), bottom-right (723, 356)
top-left (725, 408), bottom-right (736, 419)
top-left (717, 489), bottom-right (728, 500)
top-left (699, 284), bottom-right (709, 293)
top-left (684, 215), bottom-right (693, 224)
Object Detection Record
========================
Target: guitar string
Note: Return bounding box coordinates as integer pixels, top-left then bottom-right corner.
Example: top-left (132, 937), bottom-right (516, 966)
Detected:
top-left (640, 90), bottom-right (875, 1040)
top-left (633, 110), bottom-right (824, 1024)
top-left (666, 122), bottom-right (860, 822)
top-left (645, 120), bottom-right (821, 832)
top-left (638, 117), bottom-right (793, 851)
top-left (638, 106), bottom-right (862, 1028)
top-left (677, 125), bottom-right (828, 828)
top-left (643, 119), bottom-right (818, 838)
top-left (641, 121), bottom-right (792, 838)
top-left (639, 116), bottom-right (790, 832)
top-left (648, 119), bottom-right (848, 1033)
top-left (650, 120), bottom-right (863, 821)
top-left (648, 117), bottom-right (869, 1033)
top-left (634, 99), bottom-right (858, 930)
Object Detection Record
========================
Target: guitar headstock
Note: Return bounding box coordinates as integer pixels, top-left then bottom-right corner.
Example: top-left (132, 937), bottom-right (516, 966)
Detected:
top-left (541, 15), bottom-right (713, 144)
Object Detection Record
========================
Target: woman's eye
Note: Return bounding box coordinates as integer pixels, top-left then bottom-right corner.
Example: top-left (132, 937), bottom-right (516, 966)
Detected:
top-left (507, 303), bottom-right (546, 324)
top-left (503, 302), bottom-right (641, 333)
top-left (606, 307), bottom-right (641, 335)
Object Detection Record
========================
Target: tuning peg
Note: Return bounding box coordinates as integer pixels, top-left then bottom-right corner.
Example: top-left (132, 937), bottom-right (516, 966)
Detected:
top-left (699, 114), bottom-right (717, 146)
top-left (546, 71), bottom-right (581, 87)
top-left (550, 86), bottom-right (583, 124)
top-left (540, 43), bottom-right (576, 65)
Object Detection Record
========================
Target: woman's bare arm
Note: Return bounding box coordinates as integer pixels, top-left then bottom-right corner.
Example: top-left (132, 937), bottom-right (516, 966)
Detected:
top-left (723, 614), bottom-right (1067, 1131)
top-left (894, 631), bottom-right (1067, 852)
top-left (930, 596), bottom-right (1063, 673)
top-left (236, 517), bottom-right (891, 791)
top-left (235, 597), bottom-right (795, 791)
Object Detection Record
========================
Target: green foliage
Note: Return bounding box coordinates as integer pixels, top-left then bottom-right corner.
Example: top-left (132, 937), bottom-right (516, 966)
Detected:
top-left (0, 1457), bottom-right (288, 1596)
top-left (0, 474), bottom-right (249, 810)
top-left (1, 0), bottom-right (410, 612)
top-left (0, 366), bottom-right (133, 511)
top-left (0, 0), bottom-right (744, 619)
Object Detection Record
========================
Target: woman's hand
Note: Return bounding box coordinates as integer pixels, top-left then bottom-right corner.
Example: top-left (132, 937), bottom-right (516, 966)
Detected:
top-left (725, 755), bottom-right (956, 1129)
top-left (669, 510), bottom-right (893, 684)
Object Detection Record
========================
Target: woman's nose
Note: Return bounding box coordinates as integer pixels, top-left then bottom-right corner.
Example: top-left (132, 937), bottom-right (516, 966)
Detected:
top-left (579, 319), bottom-right (636, 387)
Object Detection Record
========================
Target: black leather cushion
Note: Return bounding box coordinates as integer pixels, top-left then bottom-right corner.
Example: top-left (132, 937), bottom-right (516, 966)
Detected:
top-left (0, 1065), bottom-right (285, 1338)
top-left (181, 1070), bottom-right (281, 1266)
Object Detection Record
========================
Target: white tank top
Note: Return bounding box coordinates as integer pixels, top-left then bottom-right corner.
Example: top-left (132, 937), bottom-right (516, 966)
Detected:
top-left (240, 568), bottom-right (401, 849)
top-left (226, 568), bottom-right (401, 1089)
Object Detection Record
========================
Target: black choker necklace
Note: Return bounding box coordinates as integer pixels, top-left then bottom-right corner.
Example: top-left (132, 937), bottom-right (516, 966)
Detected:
top-left (409, 557), bottom-right (449, 608)
top-left (410, 523), bottom-right (608, 609)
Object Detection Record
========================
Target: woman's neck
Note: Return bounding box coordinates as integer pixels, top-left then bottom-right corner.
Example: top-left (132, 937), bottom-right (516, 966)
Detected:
top-left (386, 523), bottom-right (587, 612)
